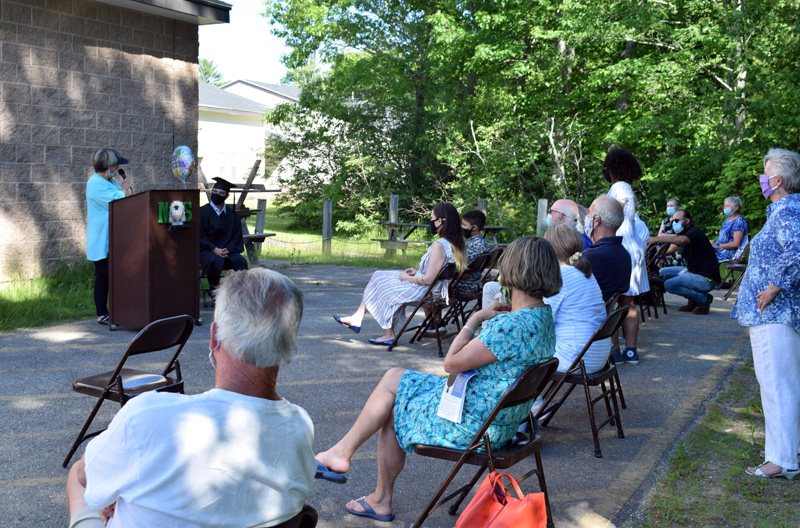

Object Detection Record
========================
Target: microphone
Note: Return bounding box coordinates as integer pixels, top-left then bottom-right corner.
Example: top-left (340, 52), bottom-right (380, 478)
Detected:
top-left (118, 168), bottom-right (126, 179)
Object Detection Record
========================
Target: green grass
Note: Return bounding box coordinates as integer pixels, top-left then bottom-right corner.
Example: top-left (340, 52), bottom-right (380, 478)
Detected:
top-left (0, 262), bottom-right (95, 332)
top-left (638, 361), bottom-right (800, 528)
top-left (246, 205), bottom-right (426, 269)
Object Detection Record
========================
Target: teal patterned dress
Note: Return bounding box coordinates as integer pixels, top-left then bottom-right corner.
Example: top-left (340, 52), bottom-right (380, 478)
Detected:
top-left (394, 306), bottom-right (556, 454)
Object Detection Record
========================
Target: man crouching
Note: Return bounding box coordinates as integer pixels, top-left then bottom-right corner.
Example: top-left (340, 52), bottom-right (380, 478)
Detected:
top-left (66, 268), bottom-right (314, 527)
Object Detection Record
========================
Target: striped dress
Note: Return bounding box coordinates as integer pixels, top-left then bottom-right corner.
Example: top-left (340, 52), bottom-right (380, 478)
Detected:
top-left (363, 239), bottom-right (455, 330)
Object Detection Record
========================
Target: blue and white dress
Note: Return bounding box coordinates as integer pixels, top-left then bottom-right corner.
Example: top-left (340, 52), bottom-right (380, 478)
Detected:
top-left (363, 239), bottom-right (454, 330)
top-left (715, 215), bottom-right (749, 262)
top-left (393, 307), bottom-right (556, 454)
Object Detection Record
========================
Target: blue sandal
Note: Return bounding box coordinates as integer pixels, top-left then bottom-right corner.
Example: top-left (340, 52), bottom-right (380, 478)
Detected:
top-left (345, 497), bottom-right (395, 522)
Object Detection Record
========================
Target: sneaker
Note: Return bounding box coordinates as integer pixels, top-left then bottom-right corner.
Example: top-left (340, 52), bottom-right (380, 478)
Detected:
top-left (611, 347), bottom-right (624, 364)
top-left (623, 347), bottom-right (639, 365)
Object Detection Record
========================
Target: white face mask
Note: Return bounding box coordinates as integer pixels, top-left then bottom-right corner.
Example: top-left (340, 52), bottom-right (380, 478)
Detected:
top-left (584, 215), bottom-right (597, 239)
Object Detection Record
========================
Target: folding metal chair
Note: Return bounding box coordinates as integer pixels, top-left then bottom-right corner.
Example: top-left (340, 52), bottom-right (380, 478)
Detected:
top-left (537, 307), bottom-right (630, 458)
top-left (411, 357), bottom-right (559, 528)
top-left (721, 241), bottom-right (750, 301)
top-left (441, 252), bottom-right (493, 329)
top-left (603, 292), bottom-right (626, 409)
top-left (62, 315), bottom-right (194, 467)
top-left (389, 263), bottom-right (456, 357)
top-left (480, 247), bottom-right (504, 287)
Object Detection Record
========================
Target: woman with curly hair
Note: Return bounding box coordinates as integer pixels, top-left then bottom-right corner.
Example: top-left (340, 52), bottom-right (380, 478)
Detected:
top-left (603, 147), bottom-right (649, 365)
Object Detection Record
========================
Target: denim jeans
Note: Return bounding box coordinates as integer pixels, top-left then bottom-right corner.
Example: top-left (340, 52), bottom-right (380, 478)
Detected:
top-left (659, 266), bottom-right (713, 304)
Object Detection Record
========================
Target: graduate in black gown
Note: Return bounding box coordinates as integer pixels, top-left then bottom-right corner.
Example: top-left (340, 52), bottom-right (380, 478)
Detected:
top-left (200, 177), bottom-right (247, 290)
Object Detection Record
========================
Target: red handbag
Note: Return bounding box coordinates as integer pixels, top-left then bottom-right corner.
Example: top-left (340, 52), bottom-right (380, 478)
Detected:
top-left (455, 471), bottom-right (547, 528)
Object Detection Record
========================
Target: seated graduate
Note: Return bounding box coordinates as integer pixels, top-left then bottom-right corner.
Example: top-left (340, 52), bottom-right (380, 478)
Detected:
top-left (200, 177), bottom-right (247, 291)
top-left (65, 268), bottom-right (315, 528)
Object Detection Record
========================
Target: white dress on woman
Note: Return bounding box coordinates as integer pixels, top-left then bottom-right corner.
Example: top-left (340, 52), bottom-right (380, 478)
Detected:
top-left (608, 181), bottom-right (649, 296)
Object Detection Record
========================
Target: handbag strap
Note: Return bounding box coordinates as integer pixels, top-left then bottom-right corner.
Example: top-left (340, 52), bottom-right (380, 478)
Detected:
top-left (491, 472), bottom-right (525, 500)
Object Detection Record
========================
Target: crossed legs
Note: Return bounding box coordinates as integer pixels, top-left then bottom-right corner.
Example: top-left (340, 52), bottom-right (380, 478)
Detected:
top-left (316, 368), bottom-right (407, 516)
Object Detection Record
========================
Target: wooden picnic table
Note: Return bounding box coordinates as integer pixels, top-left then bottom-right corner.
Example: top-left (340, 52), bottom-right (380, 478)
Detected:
top-left (373, 221), bottom-right (510, 256)
top-left (481, 225), bottom-right (510, 246)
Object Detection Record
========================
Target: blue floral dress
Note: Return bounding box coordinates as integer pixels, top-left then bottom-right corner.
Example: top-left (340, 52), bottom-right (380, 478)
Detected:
top-left (715, 215), bottom-right (749, 262)
top-left (394, 306), bottom-right (556, 454)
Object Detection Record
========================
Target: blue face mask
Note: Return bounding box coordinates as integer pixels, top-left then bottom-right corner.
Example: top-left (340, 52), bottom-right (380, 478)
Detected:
top-left (723, 207), bottom-right (732, 216)
top-left (672, 221), bottom-right (684, 234)
top-left (666, 206), bottom-right (676, 216)
top-left (545, 214), bottom-right (552, 228)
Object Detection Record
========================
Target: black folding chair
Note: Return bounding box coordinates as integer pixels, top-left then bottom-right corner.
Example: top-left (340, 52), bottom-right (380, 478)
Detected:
top-left (273, 505), bottom-right (318, 528)
top-left (389, 263), bottom-right (456, 357)
top-left (441, 252), bottom-right (493, 330)
top-left (411, 357), bottom-right (559, 528)
top-left (62, 315), bottom-right (194, 467)
top-left (721, 241), bottom-right (750, 301)
top-left (537, 307), bottom-right (630, 458)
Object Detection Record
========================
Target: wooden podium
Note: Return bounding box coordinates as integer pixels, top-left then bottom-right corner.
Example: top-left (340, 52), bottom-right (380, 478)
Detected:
top-left (109, 189), bottom-right (200, 328)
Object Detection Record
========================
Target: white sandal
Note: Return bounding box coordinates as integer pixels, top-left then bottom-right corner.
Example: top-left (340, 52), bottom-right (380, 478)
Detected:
top-left (745, 462), bottom-right (800, 479)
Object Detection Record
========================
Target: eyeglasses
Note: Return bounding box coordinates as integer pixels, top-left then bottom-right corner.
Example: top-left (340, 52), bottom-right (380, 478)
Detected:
top-left (548, 208), bottom-right (566, 217)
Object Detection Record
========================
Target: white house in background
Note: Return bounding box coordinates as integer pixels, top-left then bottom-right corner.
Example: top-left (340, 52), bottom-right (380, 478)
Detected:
top-left (198, 80), bottom-right (301, 187)
top-left (222, 80), bottom-right (301, 109)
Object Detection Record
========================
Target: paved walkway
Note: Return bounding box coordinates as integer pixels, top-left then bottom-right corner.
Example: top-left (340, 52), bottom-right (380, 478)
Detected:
top-left (0, 263), bottom-right (750, 527)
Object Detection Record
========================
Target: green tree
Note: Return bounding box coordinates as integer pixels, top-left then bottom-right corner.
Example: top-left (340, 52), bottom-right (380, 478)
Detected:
top-left (200, 58), bottom-right (225, 86)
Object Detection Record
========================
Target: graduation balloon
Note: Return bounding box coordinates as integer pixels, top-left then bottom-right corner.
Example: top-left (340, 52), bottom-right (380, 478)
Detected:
top-left (171, 146), bottom-right (194, 183)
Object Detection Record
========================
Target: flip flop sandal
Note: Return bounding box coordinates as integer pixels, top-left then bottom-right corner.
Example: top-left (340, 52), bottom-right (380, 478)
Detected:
top-left (314, 460), bottom-right (347, 484)
top-left (97, 315), bottom-right (110, 326)
top-left (345, 497), bottom-right (395, 522)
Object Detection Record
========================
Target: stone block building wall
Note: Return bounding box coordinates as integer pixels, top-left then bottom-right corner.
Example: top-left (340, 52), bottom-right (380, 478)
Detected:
top-left (0, 0), bottom-right (200, 282)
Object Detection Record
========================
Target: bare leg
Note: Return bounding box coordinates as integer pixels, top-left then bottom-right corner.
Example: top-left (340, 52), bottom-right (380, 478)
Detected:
top-left (316, 368), bottom-right (406, 473)
top-left (619, 295), bottom-right (638, 347)
top-left (345, 410), bottom-right (405, 517)
top-left (338, 299), bottom-right (368, 327)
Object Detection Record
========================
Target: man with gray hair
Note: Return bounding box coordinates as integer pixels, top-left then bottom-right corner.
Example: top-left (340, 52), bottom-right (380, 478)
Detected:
top-left (583, 195), bottom-right (632, 302)
top-left (65, 268), bottom-right (316, 528)
top-left (547, 198), bottom-right (592, 248)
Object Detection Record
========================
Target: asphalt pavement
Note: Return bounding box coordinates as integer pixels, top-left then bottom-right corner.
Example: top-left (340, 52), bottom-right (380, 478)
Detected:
top-left (0, 262), bottom-right (750, 527)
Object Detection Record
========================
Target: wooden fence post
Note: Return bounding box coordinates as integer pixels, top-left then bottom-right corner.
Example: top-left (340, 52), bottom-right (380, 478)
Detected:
top-left (386, 194), bottom-right (399, 258)
top-left (477, 199), bottom-right (488, 215)
top-left (255, 199), bottom-right (266, 256)
top-left (322, 200), bottom-right (332, 256)
top-left (537, 199), bottom-right (548, 235)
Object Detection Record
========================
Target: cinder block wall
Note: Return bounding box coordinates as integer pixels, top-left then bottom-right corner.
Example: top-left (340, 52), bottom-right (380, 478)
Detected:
top-left (0, 0), bottom-right (199, 281)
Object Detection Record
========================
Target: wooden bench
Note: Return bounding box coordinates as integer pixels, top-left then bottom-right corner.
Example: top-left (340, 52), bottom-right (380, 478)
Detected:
top-left (371, 238), bottom-right (433, 254)
top-left (243, 232), bottom-right (276, 265)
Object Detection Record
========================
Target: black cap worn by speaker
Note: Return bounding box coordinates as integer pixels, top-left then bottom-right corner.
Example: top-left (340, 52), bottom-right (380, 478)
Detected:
top-left (212, 177), bottom-right (234, 193)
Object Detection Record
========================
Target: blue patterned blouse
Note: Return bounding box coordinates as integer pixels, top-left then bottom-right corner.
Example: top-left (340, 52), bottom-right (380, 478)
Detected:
top-left (715, 215), bottom-right (748, 262)
top-left (732, 193), bottom-right (800, 335)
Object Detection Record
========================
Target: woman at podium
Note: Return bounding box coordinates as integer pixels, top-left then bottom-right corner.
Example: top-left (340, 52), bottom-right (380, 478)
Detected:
top-left (86, 149), bottom-right (132, 326)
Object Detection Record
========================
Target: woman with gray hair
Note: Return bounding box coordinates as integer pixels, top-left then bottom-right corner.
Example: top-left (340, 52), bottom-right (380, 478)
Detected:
top-left (86, 148), bottom-right (132, 325)
top-left (710, 195), bottom-right (749, 262)
top-left (732, 148), bottom-right (800, 479)
top-left (316, 236), bottom-right (560, 521)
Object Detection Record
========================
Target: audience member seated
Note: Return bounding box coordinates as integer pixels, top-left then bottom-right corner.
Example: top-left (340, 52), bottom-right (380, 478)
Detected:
top-left (544, 224), bottom-right (609, 374)
top-left (200, 177), bottom-right (247, 291)
top-left (582, 195), bottom-right (632, 302)
top-left (710, 196), bottom-right (749, 262)
top-left (655, 197), bottom-right (687, 267)
top-left (333, 203), bottom-right (466, 346)
top-left (457, 209), bottom-right (492, 296)
top-left (316, 236), bottom-right (560, 522)
top-left (649, 209), bottom-right (721, 314)
top-left (547, 198), bottom-right (591, 249)
top-left (65, 268), bottom-right (315, 528)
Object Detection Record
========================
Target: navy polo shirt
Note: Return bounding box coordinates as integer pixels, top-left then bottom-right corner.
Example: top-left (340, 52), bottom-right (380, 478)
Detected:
top-left (583, 236), bottom-right (633, 301)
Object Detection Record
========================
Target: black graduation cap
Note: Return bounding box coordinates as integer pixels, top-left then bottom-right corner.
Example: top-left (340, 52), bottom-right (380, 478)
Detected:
top-left (212, 177), bottom-right (234, 193)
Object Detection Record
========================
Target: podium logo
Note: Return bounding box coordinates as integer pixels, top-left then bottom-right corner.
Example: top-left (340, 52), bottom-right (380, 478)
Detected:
top-left (159, 202), bottom-right (192, 224)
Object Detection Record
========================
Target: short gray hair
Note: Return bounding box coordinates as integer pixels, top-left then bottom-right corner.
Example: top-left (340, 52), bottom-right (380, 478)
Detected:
top-left (667, 198), bottom-right (681, 207)
top-left (592, 195), bottom-right (624, 231)
top-left (91, 149), bottom-right (118, 172)
top-left (724, 196), bottom-right (742, 212)
top-left (214, 268), bottom-right (303, 368)
top-left (764, 148), bottom-right (800, 194)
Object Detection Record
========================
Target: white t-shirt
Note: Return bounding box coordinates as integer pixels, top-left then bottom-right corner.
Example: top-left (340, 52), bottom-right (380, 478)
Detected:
top-left (83, 389), bottom-right (315, 528)
top-left (544, 265), bottom-right (609, 373)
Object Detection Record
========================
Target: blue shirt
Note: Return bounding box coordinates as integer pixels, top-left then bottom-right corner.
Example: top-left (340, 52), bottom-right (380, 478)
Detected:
top-left (732, 193), bottom-right (800, 334)
top-left (86, 173), bottom-right (125, 261)
top-left (583, 236), bottom-right (632, 301)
